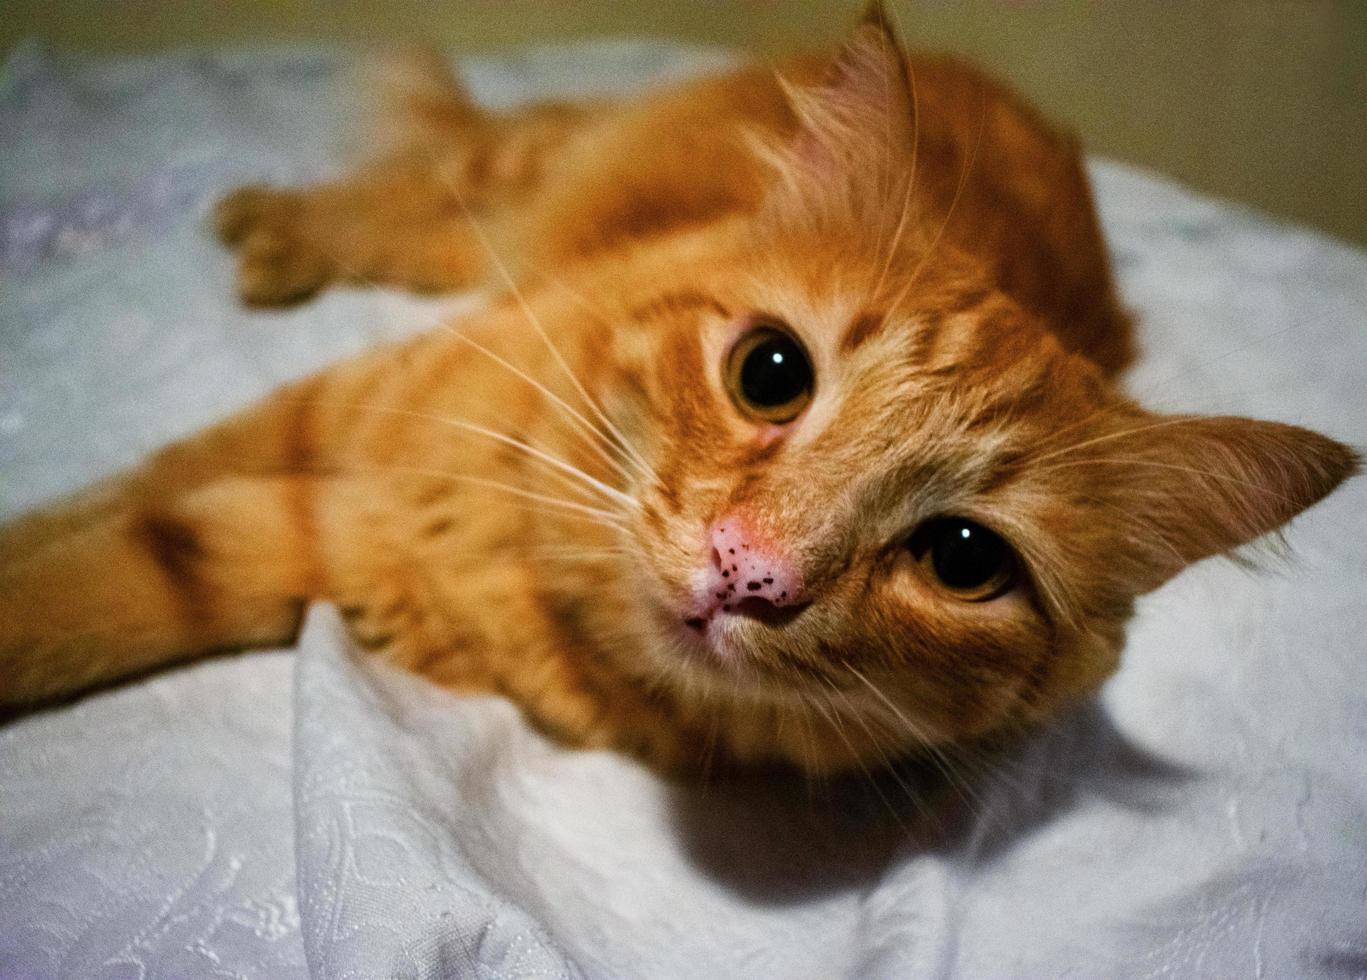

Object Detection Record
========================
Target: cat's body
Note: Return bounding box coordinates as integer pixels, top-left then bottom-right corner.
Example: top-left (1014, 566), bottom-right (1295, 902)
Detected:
top-left (0, 14), bottom-right (1355, 776)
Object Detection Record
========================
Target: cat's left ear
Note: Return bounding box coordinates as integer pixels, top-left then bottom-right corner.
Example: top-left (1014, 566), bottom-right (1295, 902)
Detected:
top-left (1095, 414), bottom-right (1358, 592)
top-left (755, 7), bottom-right (916, 229)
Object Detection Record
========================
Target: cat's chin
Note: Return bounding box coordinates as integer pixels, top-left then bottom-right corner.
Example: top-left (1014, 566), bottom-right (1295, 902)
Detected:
top-left (689, 614), bottom-right (750, 662)
top-left (653, 607), bottom-right (814, 699)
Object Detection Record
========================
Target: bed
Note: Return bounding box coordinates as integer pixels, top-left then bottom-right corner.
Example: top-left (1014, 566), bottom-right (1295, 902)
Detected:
top-left (2, 38), bottom-right (1365, 979)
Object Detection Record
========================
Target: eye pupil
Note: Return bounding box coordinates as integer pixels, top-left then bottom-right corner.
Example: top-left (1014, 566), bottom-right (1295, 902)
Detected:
top-left (910, 518), bottom-right (1016, 601)
top-left (740, 332), bottom-right (810, 409)
top-left (726, 324), bottom-right (815, 424)
top-left (933, 522), bottom-right (1000, 589)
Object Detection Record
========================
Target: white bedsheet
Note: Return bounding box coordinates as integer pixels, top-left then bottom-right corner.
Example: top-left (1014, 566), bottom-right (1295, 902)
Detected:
top-left (1, 39), bottom-right (1365, 980)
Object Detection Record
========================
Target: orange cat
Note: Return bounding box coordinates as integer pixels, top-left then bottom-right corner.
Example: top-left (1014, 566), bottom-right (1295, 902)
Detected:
top-left (0, 10), bottom-right (1356, 776)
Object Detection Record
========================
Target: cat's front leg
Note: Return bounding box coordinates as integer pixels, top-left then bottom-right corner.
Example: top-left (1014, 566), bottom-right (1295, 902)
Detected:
top-left (214, 167), bottom-right (489, 307)
top-left (215, 184), bottom-right (336, 306)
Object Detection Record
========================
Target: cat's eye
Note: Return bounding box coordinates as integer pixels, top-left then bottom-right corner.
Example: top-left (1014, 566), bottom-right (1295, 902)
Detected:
top-left (909, 518), bottom-right (1016, 602)
top-left (724, 324), bottom-right (814, 425)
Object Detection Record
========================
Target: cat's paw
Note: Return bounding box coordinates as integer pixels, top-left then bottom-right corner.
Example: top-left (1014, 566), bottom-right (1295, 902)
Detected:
top-left (214, 185), bottom-right (334, 307)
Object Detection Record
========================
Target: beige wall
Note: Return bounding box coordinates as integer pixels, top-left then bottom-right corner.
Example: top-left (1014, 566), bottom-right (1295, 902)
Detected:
top-left (4, 1), bottom-right (1364, 247)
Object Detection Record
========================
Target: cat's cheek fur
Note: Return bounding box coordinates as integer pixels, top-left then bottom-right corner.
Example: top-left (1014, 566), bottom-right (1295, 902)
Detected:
top-left (859, 582), bottom-right (1055, 740)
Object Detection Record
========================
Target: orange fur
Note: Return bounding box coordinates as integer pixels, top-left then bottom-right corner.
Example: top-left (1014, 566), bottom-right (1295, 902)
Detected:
top-left (0, 13), bottom-right (1356, 776)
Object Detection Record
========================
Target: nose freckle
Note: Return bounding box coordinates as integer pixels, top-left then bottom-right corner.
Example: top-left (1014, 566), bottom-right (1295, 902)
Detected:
top-left (703, 515), bottom-right (806, 619)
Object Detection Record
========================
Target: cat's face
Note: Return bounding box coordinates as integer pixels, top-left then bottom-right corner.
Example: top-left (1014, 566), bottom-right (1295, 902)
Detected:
top-left (610, 232), bottom-right (1129, 751)
top-left (605, 223), bottom-right (1350, 765)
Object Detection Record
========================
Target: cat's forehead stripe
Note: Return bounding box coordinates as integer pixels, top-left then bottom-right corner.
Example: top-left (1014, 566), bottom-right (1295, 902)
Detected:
top-left (837, 281), bottom-right (1010, 359)
top-left (838, 309), bottom-right (887, 353)
top-left (628, 290), bottom-right (730, 324)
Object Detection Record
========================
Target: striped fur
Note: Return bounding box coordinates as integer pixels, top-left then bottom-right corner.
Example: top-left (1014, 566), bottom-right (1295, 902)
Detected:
top-left (0, 12), bottom-right (1355, 776)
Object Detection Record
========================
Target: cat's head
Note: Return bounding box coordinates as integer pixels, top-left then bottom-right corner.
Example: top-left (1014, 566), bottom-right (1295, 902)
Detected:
top-left (597, 18), bottom-right (1357, 770)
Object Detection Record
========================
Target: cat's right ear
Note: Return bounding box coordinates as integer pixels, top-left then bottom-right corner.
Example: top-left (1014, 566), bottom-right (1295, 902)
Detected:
top-left (754, 7), bottom-right (916, 232)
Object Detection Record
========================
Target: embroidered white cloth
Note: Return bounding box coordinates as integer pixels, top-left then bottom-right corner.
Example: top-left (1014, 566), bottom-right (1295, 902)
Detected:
top-left (2, 39), bottom-right (1365, 979)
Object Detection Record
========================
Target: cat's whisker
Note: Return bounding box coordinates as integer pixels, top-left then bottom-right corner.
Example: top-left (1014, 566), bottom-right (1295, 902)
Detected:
top-left (889, 75), bottom-right (987, 312)
top-left (1029, 416), bottom-right (1219, 467)
top-left (534, 465), bottom-right (610, 509)
top-left (285, 229), bottom-right (646, 494)
top-left (439, 416), bottom-right (638, 511)
top-left (526, 268), bottom-right (619, 332)
top-left (530, 543), bottom-right (632, 557)
top-left (1035, 455), bottom-right (1316, 510)
top-left (420, 145), bottom-right (661, 488)
top-left (936, 738), bottom-right (1065, 799)
top-left (979, 314), bottom-right (1353, 485)
top-left (125, 444), bottom-right (629, 537)
top-left (871, 57), bottom-right (920, 303)
top-left (367, 462), bottom-right (628, 528)
top-left (289, 453), bottom-right (630, 531)
top-left (526, 267), bottom-right (669, 484)
top-left (284, 397), bottom-right (637, 512)
top-left (425, 321), bottom-right (647, 491)
top-left (434, 472), bottom-right (629, 525)
top-left (844, 664), bottom-right (991, 817)
top-left (820, 679), bottom-right (949, 829)
top-left (802, 687), bottom-right (914, 833)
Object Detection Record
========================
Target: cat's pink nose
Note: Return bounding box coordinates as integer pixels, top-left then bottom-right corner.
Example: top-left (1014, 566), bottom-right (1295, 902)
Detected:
top-left (705, 517), bottom-right (804, 612)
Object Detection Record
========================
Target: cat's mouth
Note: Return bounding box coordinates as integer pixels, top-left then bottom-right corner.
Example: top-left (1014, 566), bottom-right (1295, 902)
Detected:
top-left (683, 597), bottom-right (808, 634)
top-left (680, 599), bottom-right (811, 666)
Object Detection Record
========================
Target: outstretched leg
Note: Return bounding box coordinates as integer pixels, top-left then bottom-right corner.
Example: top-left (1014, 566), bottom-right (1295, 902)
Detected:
top-left (215, 52), bottom-right (593, 306)
top-left (0, 376), bottom-right (342, 705)
top-left (0, 474), bottom-right (316, 704)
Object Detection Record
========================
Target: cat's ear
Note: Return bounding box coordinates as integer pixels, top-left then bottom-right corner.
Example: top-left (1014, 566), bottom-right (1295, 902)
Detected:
top-left (754, 9), bottom-right (916, 229)
top-left (859, 0), bottom-right (898, 36)
top-left (1097, 415), bottom-right (1358, 591)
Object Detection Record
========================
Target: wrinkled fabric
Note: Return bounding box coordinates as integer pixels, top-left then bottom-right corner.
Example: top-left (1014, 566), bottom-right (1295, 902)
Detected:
top-left (2, 40), bottom-right (1365, 980)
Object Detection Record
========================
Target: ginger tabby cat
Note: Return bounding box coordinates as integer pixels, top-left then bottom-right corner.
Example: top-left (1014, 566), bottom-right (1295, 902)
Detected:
top-left (0, 10), bottom-right (1356, 776)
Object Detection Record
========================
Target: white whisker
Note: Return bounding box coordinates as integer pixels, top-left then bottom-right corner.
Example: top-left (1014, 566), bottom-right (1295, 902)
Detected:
top-left (272, 203), bottom-right (650, 494)
top-left (845, 664), bottom-right (990, 816)
top-left (288, 397), bottom-right (637, 511)
top-left (872, 56), bottom-right (920, 302)
top-left (803, 688), bottom-right (912, 832)
top-left (420, 145), bottom-right (661, 487)
top-left (890, 75), bottom-right (986, 311)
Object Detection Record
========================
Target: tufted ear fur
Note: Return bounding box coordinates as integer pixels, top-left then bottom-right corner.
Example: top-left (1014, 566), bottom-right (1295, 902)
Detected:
top-left (859, 0), bottom-right (900, 39)
top-left (754, 9), bottom-right (917, 238)
top-left (1094, 415), bottom-right (1358, 593)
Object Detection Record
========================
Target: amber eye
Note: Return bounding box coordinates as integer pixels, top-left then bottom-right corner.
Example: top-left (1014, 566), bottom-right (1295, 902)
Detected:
top-left (724, 324), bottom-right (814, 424)
top-left (909, 518), bottom-right (1016, 601)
